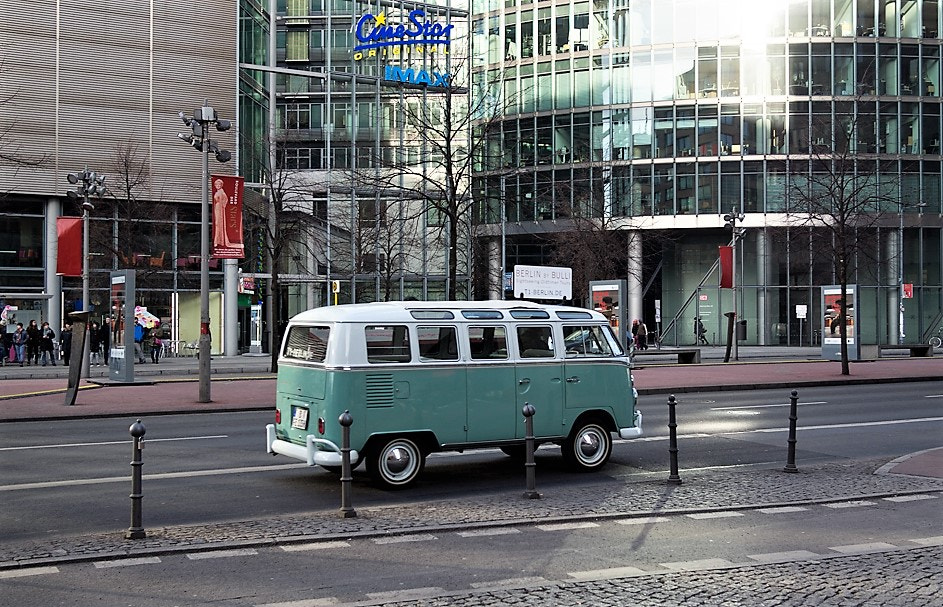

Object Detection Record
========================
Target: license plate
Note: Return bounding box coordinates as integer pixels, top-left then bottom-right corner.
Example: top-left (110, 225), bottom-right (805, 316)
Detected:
top-left (290, 406), bottom-right (309, 430)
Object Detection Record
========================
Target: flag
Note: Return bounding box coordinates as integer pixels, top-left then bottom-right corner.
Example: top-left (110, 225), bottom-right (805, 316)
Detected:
top-left (57, 217), bottom-right (83, 276)
top-left (210, 174), bottom-right (245, 259)
top-left (719, 245), bottom-right (733, 289)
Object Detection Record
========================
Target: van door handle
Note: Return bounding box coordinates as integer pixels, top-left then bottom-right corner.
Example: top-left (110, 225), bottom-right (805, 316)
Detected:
top-left (518, 378), bottom-right (530, 385)
top-left (566, 376), bottom-right (580, 383)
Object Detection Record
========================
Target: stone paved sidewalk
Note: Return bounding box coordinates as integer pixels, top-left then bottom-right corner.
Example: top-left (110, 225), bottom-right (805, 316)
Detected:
top-left (4, 457), bottom-right (941, 570)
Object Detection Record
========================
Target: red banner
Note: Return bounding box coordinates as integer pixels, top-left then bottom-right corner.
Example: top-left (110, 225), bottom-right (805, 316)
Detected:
top-left (56, 217), bottom-right (83, 276)
top-left (719, 245), bottom-right (733, 289)
top-left (211, 174), bottom-right (245, 259)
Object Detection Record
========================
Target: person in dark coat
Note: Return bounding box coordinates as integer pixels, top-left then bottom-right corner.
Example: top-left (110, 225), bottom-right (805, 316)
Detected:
top-left (60, 322), bottom-right (73, 367)
top-left (25, 319), bottom-right (40, 365)
top-left (100, 317), bottom-right (112, 365)
top-left (89, 321), bottom-right (102, 366)
top-left (39, 321), bottom-right (56, 366)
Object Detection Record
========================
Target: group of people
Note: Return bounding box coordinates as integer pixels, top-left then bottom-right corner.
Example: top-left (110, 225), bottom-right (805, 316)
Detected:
top-left (1, 316), bottom-right (165, 367)
top-left (2, 319), bottom-right (72, 367)
top-left (630, 318), bottom-right (650, 350)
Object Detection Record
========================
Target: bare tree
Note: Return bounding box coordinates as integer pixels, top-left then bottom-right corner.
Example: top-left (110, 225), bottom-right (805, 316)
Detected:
top-left (786, 108), bottom-right (896, 374)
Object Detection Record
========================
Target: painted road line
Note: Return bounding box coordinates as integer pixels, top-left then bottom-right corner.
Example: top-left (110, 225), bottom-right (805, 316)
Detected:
top-left (823, 500), bottom-right (876, 509)
top-left (660, 558), bottom-right (735, 571)
top-left (568, 566), bottom-right (648, 580)
top-left (457, 528), bottom-right (521, 538)
top-left (93, 557), bottom-right (161, 568)
top-left (828, 542), bottom-right (899, 554)
top-left (756, 506), bottom-right (810, 514)
top-left (186, 548), bottom-right (258, 560)
top-left (747, 550), bottom-right (822, 563)
top-left (909, 536), bottom-right (943, 546)
top-left (615, 516), bottom-right (671, 525)
top-left (0, 566), bottom-right (59, 579)
top-left (685, 511), bottom-right (745, 520)
top-left (373, 534), bottom-right (437, 545)
top-left (281, 541), bottom-right (351, 552)
top-left (537, 522), bottom-right (600, 531)
top-left (883, 494), bottom-right (938, 503)
top-left (0, 435), bottom-right (228, 451)
top-left (256, 598), bottom-right (339, 607)
top-left (711, 401), bottom-right (828, 410)
top-left (470, 576), bottom-right (549, 589)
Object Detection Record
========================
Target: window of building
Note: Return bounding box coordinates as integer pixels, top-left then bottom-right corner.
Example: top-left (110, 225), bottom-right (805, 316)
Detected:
top-left (286, 30), bottom-right (308, 61)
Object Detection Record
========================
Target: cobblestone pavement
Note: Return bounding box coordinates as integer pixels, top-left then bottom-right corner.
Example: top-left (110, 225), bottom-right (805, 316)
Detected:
top-left (361, 546), bottom-right (942, 607)
top-left (3, 458), bottom-right (942, 571)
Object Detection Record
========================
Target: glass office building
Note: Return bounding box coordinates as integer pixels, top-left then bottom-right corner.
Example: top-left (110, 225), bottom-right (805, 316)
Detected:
top-left (471, 0), bottom-right (943, 346)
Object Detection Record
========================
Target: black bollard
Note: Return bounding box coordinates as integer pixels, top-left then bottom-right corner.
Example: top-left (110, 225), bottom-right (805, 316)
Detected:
top-left (338, 410), bottom-right (357, 518)
top-left (126, 419), bottom-right (146, 539)
top-left (667, 395), bottom-right (682, 485)
top-left (522, 402), bottom-right (540, 499)
top-left (783, 390), bottom-right (799, 473)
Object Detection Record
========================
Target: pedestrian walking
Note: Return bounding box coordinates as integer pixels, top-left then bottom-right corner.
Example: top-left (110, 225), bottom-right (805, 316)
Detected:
top-left (89, 321), bottom-right (103, 366)
top-left (637, 319), bottom-right (649, 350)
top-left (151, 323), bottom-right (163, 364)
top-left (101, 317), bottom-right (111, 365)
top-left (134, 322), bottom-right (145, 363)
top-left (0, 320), bottom-right (9, 366)
top-left (25, 319), bottom-right (40, 365)
top-left (12, 322), bottom-right (27, 366)
top-left (39, 321), bottom-right (56, 366)
top-left (60, 322), bottom-right (73, 367)
top-left (695, 317), bottom-right (710, 345)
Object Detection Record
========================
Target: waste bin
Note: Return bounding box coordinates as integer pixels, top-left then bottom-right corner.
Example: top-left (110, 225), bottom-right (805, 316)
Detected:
top-left (736, 319), bottom-right (747, 341)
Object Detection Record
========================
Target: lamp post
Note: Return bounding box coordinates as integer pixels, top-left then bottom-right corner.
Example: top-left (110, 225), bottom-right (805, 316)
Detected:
top-left (178, 101), bottom-right (232, 403)
top-left (723, 208), bottom-right (745, 361)
top-left (66, 168), bottom-right (106, 378)
top-left (898, 201), bottom-right (927, 342)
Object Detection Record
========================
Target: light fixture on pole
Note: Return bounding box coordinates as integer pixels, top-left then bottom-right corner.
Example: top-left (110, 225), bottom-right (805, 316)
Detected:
top-left (66, 168), bottom-right (106, 379)
top-left (178, 101), bottom-right (232, 403)
top-left (897, 201), bottom-right (927, 342)
top-left (723, 208), bottom-right (745, 361)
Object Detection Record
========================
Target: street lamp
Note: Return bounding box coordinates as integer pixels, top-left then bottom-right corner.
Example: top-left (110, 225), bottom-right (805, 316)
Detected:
top-left (897, 201), bottom-right (927, 342)
top-left (178, 101), bottom-right (232, 403)
top-left (66, 168), bottom-right (106, 378)
top-left (723, 208), bottom-right (745, 361)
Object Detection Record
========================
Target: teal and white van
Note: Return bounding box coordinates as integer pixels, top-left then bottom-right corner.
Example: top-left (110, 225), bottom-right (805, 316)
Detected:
top-left (265, 300), bottom-right (642, 488)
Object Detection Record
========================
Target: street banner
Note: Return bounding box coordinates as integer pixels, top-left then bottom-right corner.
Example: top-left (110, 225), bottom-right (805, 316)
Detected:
top-left (210, 174), bottom-right (245, 259)
top-left (56, 217), bottom-right (83, 276)
top-left (718, 245), bottom-right (733, 288)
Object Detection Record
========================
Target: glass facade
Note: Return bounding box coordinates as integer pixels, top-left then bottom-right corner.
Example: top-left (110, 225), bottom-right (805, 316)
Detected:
top-left (471, 0), bottom-right (943, 345)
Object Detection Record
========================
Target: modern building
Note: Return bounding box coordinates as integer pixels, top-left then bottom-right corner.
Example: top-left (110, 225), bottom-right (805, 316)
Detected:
top-left (470, 0), bottom-right (943, 347)
top-left (0, 0), bottom-right (239, 352)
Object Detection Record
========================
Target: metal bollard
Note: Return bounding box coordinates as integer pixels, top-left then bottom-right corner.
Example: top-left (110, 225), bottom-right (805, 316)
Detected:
top-left (783, 390), bottom-right (799, 473)
top-left (522, 402), bottom-right (540, 499)
top-left (126, 419), bottom-right (146, 539)
top-left (667, 395), bottom-right (682, 485)
top-left (338, 410), bottom-right (357, 518)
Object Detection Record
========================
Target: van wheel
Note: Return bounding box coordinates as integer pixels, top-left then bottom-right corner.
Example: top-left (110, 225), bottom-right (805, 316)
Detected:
top-left (367, 437), bottom-right (425, 488)
top-left (562, 421), bottom-right (611, 472)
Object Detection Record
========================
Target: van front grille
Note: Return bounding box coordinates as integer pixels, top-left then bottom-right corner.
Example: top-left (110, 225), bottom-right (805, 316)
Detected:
top-left (365, 373), bottom-right (395, 407)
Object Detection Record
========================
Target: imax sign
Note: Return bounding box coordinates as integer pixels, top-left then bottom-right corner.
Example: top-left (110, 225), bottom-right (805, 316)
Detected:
top-left (384, 65), bottom-right (449, 87)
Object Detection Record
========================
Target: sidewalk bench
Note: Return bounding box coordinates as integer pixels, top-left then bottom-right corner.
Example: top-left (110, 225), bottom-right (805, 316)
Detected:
top-left (877, 344), bottom-right (934, 358)
top-left (633, 348), bottom-right (701, 364)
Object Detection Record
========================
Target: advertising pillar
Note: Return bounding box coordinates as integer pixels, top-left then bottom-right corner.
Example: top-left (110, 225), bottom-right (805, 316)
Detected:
top-left (821, 284), bottom-right (859, 361)
top-left (589, 280), bottom-right (628, 348)
top-left (109, 271), bottom-right (136, 383)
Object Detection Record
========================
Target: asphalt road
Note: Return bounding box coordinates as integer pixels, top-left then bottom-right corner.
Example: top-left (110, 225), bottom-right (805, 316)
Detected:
top-left (2, 381), bottom-right (940, 544)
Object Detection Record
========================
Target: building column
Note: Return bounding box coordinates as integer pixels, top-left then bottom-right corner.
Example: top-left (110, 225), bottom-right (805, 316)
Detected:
top-left (756, 229), bottom-right (769, 345)
top-left (887, 228), bottom-right (902, 344)
top-left (45, 197), bottom-right (62, 333)
top-left (627, 230), bottom-right (643, 323)
top-left (223, 258), bottom-right (239, 355)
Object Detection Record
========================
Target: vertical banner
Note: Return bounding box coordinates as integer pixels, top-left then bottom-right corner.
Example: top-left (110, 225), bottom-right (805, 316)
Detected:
top-left (210, 174), bottom-right (245, 259)
top-left (56, 217), bottom-right (83, 276)
top-left (718, 245), bottom-right (733, 288)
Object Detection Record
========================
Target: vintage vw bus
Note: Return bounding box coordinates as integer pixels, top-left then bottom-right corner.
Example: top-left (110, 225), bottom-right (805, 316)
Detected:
top-left (265, 300), bottom-right (642, 488)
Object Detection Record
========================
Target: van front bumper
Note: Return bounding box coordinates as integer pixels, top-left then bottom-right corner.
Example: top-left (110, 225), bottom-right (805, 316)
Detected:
top-left (618, 411), bottom-right (643, 439)
top-left (266, 424), bottom-right (359, 467)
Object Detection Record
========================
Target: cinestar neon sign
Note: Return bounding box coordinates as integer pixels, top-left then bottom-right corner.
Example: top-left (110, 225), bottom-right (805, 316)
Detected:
top-left (354, 10), bottom-right (453, 52)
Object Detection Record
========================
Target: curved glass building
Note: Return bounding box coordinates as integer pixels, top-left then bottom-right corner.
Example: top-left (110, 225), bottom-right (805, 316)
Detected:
top-left (471, 0), bottom-right (943, 346)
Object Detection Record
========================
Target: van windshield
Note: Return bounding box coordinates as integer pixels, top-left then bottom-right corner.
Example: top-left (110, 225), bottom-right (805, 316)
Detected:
top-left (283, 326), bottom-right (330, 362)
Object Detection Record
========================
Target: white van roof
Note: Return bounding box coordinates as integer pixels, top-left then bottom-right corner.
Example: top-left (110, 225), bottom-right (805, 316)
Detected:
top-left (289, 300), bottom-right (609, 324)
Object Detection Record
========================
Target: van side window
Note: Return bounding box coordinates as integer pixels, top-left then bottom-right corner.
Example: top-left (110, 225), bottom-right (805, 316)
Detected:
top-left (563, 325), bottom-right (615, 357)
top-left (418, 326), bottom-right (458, 361)
top-left (517, 326), bottom-right (554, 358)
top-left (365, 325), bottom-right (412, 363)
top-left (468, 326), bottom-right (508, 360)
